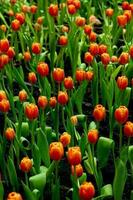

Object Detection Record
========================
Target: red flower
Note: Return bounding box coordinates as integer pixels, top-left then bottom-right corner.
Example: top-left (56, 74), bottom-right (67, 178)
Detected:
top-left (71, 164), bottom-right (83, 177)
top-left (25, 103), bottom-right (39, 120)
top-left (117, 76), bottom-right (128, 90)
top-left (67, 146), bottom-right (82, 165)
top-left (79, 182), bottom-right (95, 200)
top-left (58, 35), bottom-right (68, 46)
top-left (49, 142), bottom-right (64, 160)
top-left (64, 76), bottom-right (74, 89)
top-left (60, 132), bottom-right (71, 147)
top-left (11, 19), bottom-right (21, 31)
top-left (0, 39), bottom-right (9, 53)
top-left (31, 42), bottom-right (41, 54)
top-left (124, 121), bottom-right (133, 137)
top-left (93, 104), bottom-right (106, 121)
top-left (38, 96), bottom-right (48, 109)
top-left (5, 128), bottom-right (15, 141)
top-left (53, 68), bottom-right (65, 83)
top-left (88, 129), bottom-right (99, 144)
top-left (114, 106), bottom-right (129, 124)
top-left (37, 62), bottom-right (49, 77)
top-left (49, 4), bottom-right (58, 17)
top-left (20, 157), bottom-right (32, 173)
top-left (57, 91), bottom-right (68, 105)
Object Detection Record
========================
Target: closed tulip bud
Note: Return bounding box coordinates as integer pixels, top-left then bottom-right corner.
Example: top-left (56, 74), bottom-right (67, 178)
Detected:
top-left (28, 72), bottom-right (37, 84)
top-left (58, 91), bottom-right (68, 105)
top-left (93, 104), bottom-right (106, 121)
top-left (37, 16), bottom-right (44, 25)
top-left (124, 121), bottom-right (133, 137)
top-left (0, 54), bottom-right (9, 69)
top-left (62, 25), bottom-right (69, 33)
top-left (117, 15), bottom-right (127, 27)
top-left (8, 9), bottom-right (14, 17)
top-left (0, 25), bottom-right (7, 32)
top-left (15, 12), bottom-right (25, 25)
top-left (23, 51), bottom-right (31, 61)
top-left (84, 24), bottom-right (92, 35)
top-left (76, 69), bottom-right (86, 82)
top-left (7, 47), bottom-right (15, 59)
top-left (20, 157), bottom-right (32, 173)
top-left (7, 192), bottom-right (23, 200)
top-left (73, 0), bottom-right (81, 9)
top-left (21, 5), bottom-right (30, 13)
top-left (85, 71), bottom-right (94, 81)
top-left (49, 142), bottom-right (64, 160)
top-left (67, 146), bottom-right (82, 165)
top-left (89, 43), bottom-right (99, 56)
top-left (124, 10), bottom-right (132, 22)
top-left (84, 52), bottom-right (94, 64)
top-left (32, 42), bottom-right (41, 54)
top-left (79, 182), bottom-right (95, 200)
top-left (38, 96), bottom-right (48, 109)
top-left (0, 39), bottom-right (9, 53)
top-left (25, 103), bottom-right (39, 120)
top-left (0, 99), bottom-right (10, 112)
top-left (5, 128), bottom-right (15, 141)
top-left (89, 31), bottom-right (97, 42)
top-left (58, 35), bottom-right (68, 46)
top-left (0, 90), bottom-right (7, 101)
top-left (75, 16), bottom-right (86, 27)
top-left (71, 164), bottom-right (83, 177)
top-left (101, 53), bottom-right (110, 66)
top-left (19, 90), bottom-right (27, 102)
top-left (106, 8), bottom-right (114, 17)
top-left (118, 52), bottom-right (129, 65)
top-left (111, 55), bottom-right (118, 63)
top-left (53, 68), bottom-right (65, 83)
top-left (114, 106), bottom-right (129, 124)
top-left (88, 129), bottom-right (99, 144)
top-left (30, 5), bottom-right (37, 14)
top-left (49, 4), bottom-right (58, 17)
top-left (122, 1), bottom-right (130, 10)
top-left (99, 44), bottom-right (107, 55)
top-left (129, 45), bottom-right (133, 58)
top-left (64, 76), bottom-right (74, 90)
top-left (49, 96), bottom-right (57, 107)
top-left (11, 19), bottom-right (21, 31)
top-left (60, 132), bottom-right (71, 147)
top-left (68, 5), bottom-right (77, 15)
top-left (70, 115), bottom-right (78, 125)
top-left (37, 62), bottom-right (49, 77)
top-left (117, 76), bottom-right (128, 90)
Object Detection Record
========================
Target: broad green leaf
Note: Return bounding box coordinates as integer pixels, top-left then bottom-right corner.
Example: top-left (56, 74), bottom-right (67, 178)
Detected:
top-left (32, 189), bottom-right (40, 200)
top-left (15, 122), bottom-right (29, 138)
top-left (78, 173), bottom-right (87, 184)
top-left (130, 190), bottom-right (133, 200)
top-left (37, 128), bottom-right (50, 167)
top-left (128, 146), bottom-right (133, 166)
top-left (113, 159), bottom-right (127, 200)
top-left (7, 157), bottom-right (19, 190)
top-left (52, 179), bottom-right (60, 200)
top-left (32, 143), bottom-right (41, 173)
top-left (111, 65), bottom-right (122, 79)
top-left (22, 182), bottom-right (35, 200)
top-left (29, 173), bottom-right (46, 193)
top-left (120, 146), bottom-right (128, 164)
top-left (101, 184), bottom-right (113, 198)
top-left (121, 87), bottom-right (131, 107)
top-left (88, 121), bottom-right (97, 130)
top-left (0, 181), bottom-right (4, 200)
top-left (97, 137), bottom-right (114, 168)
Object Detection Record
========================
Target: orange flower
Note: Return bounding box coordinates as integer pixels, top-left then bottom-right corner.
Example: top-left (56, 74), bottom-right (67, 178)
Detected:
top-left (0, 54), bottom-right (9, 69)
top-left (53, 68), bottom-right (65, 83)
top-left (20, 157), bottom-right (32, 173)
top-left (71, 164), bottom-right (83, 177)
top-left (15, 12), bottom-right (25, 25)
top-left (61, 25), bottom-right (69, 33)
top-left (123, 10), bottom-right (132, 22)
top-left (5, 128), bottom-right (15, 141)
top-left (88, 129), bottom-right (99, 144)
top-left (93, 104), bottom-right (106, 121)
top-left (118, 52), bottom-right (129, 65)
top-left (129, 45), bottom-right (133, 58)
top-left (114, 106), bottom-right (129, 124)
top-left (11, 19), bottom-right (21, 31)
top-left (49, 96), bottom-right (57, 108)
top-left (64, 76), bottom-right (74, 89)
top-left (117, 15), bottom-right (127, 27)
top-left (7, 47), bottom-right (15, 59)
top-left (28, 72), bottom-right (37, 84)
top-left (21, 5), bottom-right (30, 13)
top-left (7, 192), bottom-right (23, 200)
top-left (117, 76), bottom-right (128, 90)
top-left (49, 4), bottom-right (58, 17)
top-left (19, 90), bottom-right (27, 102)
top-left (84, 25), bottom-right (92, 35)
top-left (75, 69), bottom-right (86, 82)
top-left (122, 1), bottom-right (130, 10)
top-left (99, 44), bottom-right (107, 55)
top-left (84, 52), bottom-right (94, 64)
top-left (68, 4), bottom-right (77, 15)
top-left (75, 16), bottom-right (86, 27)
top-left (58, 35), bottom-right (68, 46)
top-left (85, 71), bottom-right (94, 81)
top-left (101, 53), bottom-right (110, 66)
top-left (0, 99), bottom-right (10, 112)
top-left (8, 10), bottom-right (14, 17)
top-left (0, 39), bottom-right (9, 53)
top-left (23, 51), bottom-right (31, 61)
top-left (70, 115), bottom-right (78, 125)
top-left (37, 16), bottom-right (44, 25)
top-left (124, 121), bottom-right (133, 137)
top-left (49, 142), bottom-right (64, 161)
top-left (67, 146), bottom-right (82, 165)
top-left (25, 103), bottom-right (39, 120)
top-left (31, 42), bottom-right (41, 54)
top-left (57, 91), bottom-right (68, 105)
top-left (89, 31), bottom-right (97, 42)
top-left (30, 5), bottom-right (37, 14)
top-left (37, 62), bottom-right (49, 77)
top-left (89, 43), bottom-right (99, 56)
top-left (60, 132), bottom-right (71, 147)
top-left (105, 8), bottom-right (114, 17)
top-left (79, 182), bottom-right (95, 200)
top-left (111, 55), bottom-right (118, 63)
top-left (73, 0), bottom-right (81, 10)
top-left (38, 96), bottom-right (48, 109)
top-left (0, 90), bottom-right (7, 101)
top-left (0, 25), bottom-right (7, 32)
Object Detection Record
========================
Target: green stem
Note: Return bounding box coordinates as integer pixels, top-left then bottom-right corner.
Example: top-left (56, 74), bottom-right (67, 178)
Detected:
top-left (119, 124), bottom-right (122, 154)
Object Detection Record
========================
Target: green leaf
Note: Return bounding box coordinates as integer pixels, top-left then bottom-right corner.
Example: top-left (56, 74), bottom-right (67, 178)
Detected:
top-left (78, 173), bottom-right (87, 184)
top-left (0, 181), bottom-right (4, 200)
top-left (113, 159), bottom-right (127, 200)
top-left (22, 181), bottom-right (35, 200)
top-left (71, 81), bottom-right (88, 113)
top-left (97, 137), bottom-right (114, 168)
top-left (130, 190), bottom-right (133, 200)
top-left (121, 87), bottom-right (131, 107)
top-left (111, 65), bottom-right (122, 79)
top-left (32, 143), bottom-right (41, 173)
top-left (37, 128), bottom-right (50, 167)
top-left (101, 184), bottom-right (113, 198)
top-left (29, 173), bottom-right (46, 194)
top-left (52, 179), bottom-right (60, 200)
top-left (7, 157), bottom-right (19, 190)
top-left (120, 146), bottom-right (128, 164)
top-left (88, 121), bottom-right (97, 130)
top-left (128, 146), bottom-right (133, 166)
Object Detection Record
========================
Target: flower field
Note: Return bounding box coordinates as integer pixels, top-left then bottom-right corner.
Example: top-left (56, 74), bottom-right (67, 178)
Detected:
top-left (0, 0), bottom-right (133, 199)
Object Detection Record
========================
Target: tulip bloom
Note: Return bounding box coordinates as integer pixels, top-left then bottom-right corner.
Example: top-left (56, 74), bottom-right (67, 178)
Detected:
top-left (60, 132), bottom-right (71, 147)
top-left (49, 142), bottom-right (64, 160)
top-left (67, 146), bottom-right (82, 165)
top-left (79, 182), bottom-right (95, 200)
top-left (88, 129), bottom-right (99, 144)
top-left (20, 157), bottom-right (32, 173)
top-left (114, 106), bottom-right (129, 124)
top-left (93, 104), bottom-right (106, 121)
